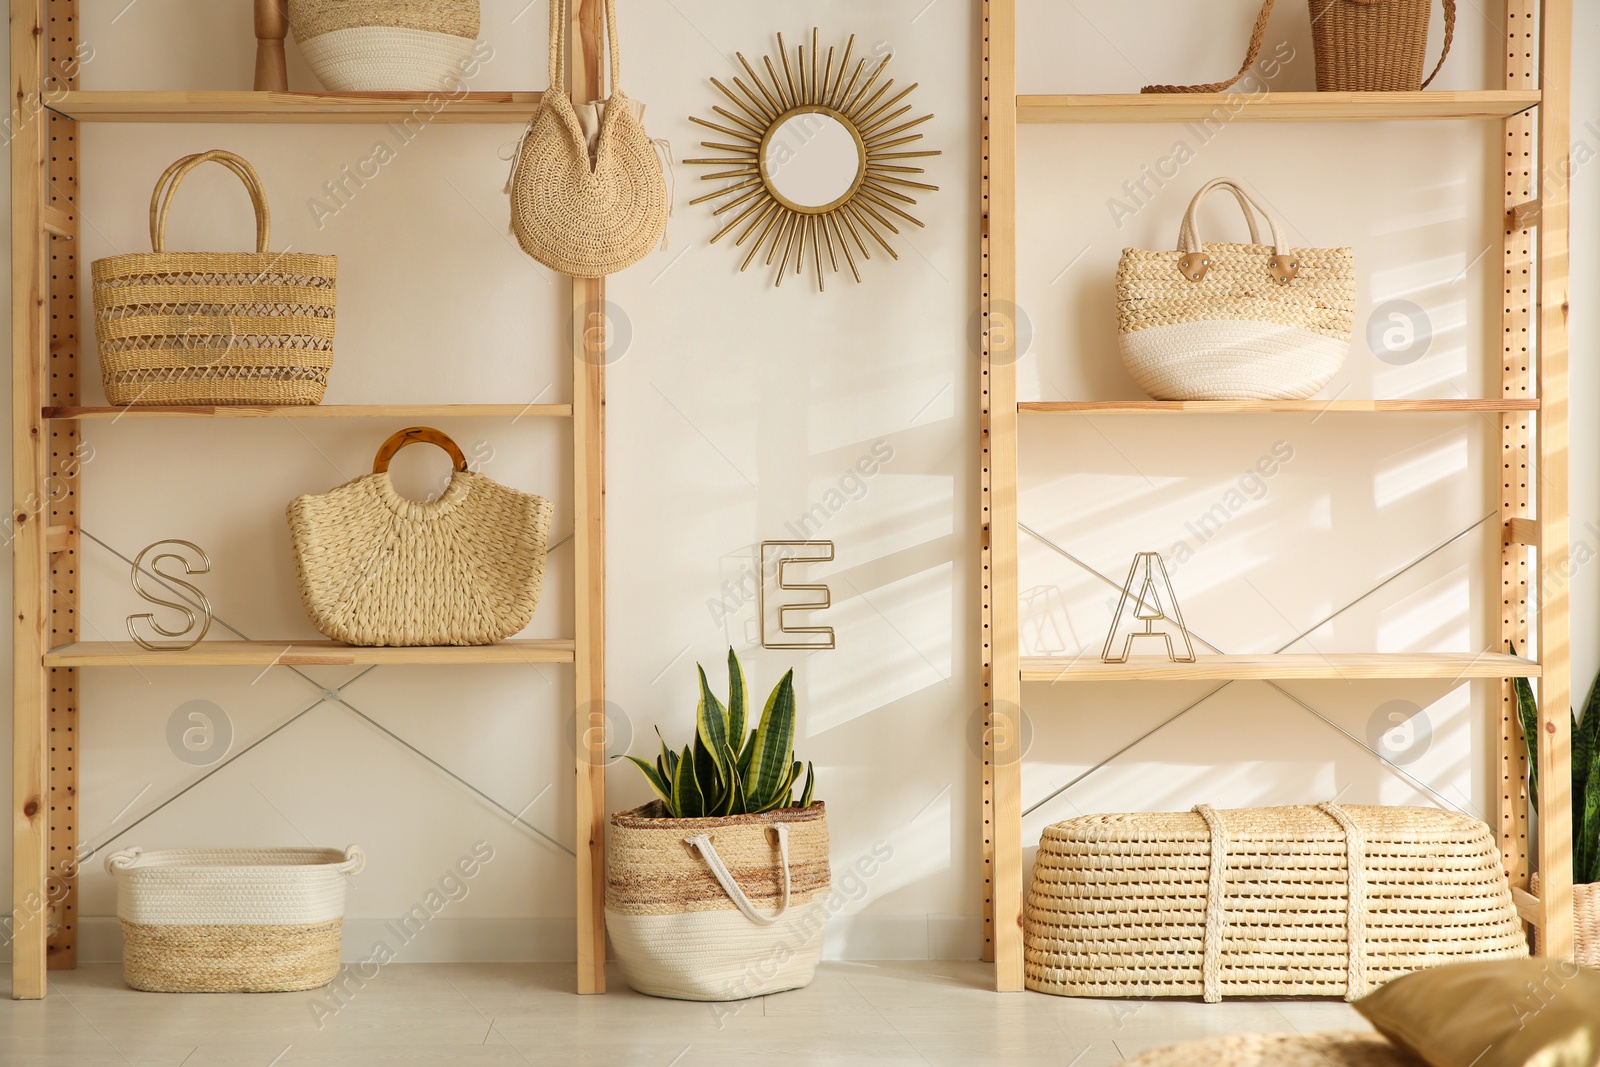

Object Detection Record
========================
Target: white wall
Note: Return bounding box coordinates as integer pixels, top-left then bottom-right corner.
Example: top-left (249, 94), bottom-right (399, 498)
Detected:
top-left (1, 0), bottom-right (1597, 965)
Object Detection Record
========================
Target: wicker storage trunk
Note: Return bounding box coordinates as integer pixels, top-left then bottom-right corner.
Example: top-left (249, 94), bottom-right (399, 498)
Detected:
top-left (1026, 804), bottom-right (1526, 1002)
top-left (1530, 875), bottom-right (1600, 967)
top-left (107, 846), bottom-right (363, 993)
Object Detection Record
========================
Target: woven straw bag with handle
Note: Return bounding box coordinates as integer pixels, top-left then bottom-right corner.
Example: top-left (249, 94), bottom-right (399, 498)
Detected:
top-left (1116, 178), bottom-right (1355, 401)
top-left (508, 0), bottom-right (667, 277)
top-left (91, 150), bottom-right (336, 407)
top-left (287, 428), bottom-right (553, 647)
top-left (1142, 0), bottom-right (1454, 94)
top-left (606, 802), bottom-right (831, 1001)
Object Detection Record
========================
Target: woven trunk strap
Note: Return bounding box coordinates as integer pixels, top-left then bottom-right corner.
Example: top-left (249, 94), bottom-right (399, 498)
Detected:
top-left (1317, 801), bottom-right (1370, 1000)
top-left (1193, 804), bottom-right (1368, 1003)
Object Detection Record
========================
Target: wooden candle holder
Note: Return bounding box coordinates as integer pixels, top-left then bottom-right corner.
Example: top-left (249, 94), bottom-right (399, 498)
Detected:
top-left (253, 0), bottom-right (289, 92)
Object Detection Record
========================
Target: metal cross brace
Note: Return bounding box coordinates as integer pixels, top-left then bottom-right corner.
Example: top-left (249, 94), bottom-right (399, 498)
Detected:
top-left (75, 529), bottom-right (575, 859)
top-left (1018, 512), bottom-right (1498, 820)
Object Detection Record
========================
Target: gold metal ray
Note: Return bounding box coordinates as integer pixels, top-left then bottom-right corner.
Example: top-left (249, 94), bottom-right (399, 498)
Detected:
top-left (686, 31), bottom-right (937, 291)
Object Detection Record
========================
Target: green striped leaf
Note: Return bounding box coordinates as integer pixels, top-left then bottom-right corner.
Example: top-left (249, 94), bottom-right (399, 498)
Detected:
top-left (747, 670), bottom-right (796, 807)
top-left (798, 762), bottom-right (816, 809)
top-left (697, 665), bottom-right (731, 784)
top-left (623, 756), bottom-right (673, 809)
top-left (671, 744), bottom-right (703, 819)
top-left (727, 648), bottom-right (749, 747)
top-left (1515, 674), bottom-right (1541, 812)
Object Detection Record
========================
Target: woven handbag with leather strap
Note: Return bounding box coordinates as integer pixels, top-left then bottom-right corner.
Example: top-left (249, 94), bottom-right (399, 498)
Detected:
top-left (1143, 0), bottom-right (1454, 94)
top-left (508, 0), bottom-right (667, 277)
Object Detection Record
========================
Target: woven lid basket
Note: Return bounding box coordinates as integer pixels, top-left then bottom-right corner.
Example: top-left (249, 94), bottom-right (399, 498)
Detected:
top-left (91, 150), bottom-right (336, 407)
top-left (105, 845), bottom-right (363, 993)
top-left (288, 0), bottom-right (481, 92)
top-left (287, 427), bottom-right (554, 647)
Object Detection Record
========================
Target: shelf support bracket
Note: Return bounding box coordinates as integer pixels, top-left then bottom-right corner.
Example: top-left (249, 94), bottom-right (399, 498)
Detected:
top-left (1507, 199), bottom-right (1542, 231)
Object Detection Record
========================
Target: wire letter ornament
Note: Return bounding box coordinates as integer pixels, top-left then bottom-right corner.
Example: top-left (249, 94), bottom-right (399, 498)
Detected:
top-left (1102, 552), bottom-right (1196, 664)
top-left (760, 541), bottom-right (836, 650)
top-left (127, 539), bottom-right (214, 652)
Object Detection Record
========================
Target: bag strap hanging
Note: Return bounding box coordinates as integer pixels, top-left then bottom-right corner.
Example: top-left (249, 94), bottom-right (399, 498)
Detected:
top-left (548, 0), bottom-right (624, 98)
top-left (149, 149), bottom-right (271, 254)
top-left (683, 824), bottom-right (794, 927)
top-left (372, 427), bottom-right (470, 474)
top-left (1143, 0), bottom-right (1277, 94)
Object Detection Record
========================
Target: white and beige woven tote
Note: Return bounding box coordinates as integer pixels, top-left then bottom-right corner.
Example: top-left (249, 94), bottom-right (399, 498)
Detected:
top-left (607, 802), bottom-right (831, 1001)
top-left (1116, 178), bottom-right (1355, 400)
top-left (287, 427), bottom-right (554, 647)
top-left (106, 846), bottom-right (363, 993)
top-left (508, 0), bottom-right (667, 277)
top-left (287, 0), bottom-right (480, 92)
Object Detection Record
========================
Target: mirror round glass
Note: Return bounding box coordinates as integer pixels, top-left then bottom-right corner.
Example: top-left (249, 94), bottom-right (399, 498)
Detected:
top-left (760, 109), bottom-right (865, 214)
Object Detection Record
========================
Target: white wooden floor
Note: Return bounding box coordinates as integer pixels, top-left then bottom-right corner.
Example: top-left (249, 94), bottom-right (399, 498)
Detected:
top-left (1, 961), bottom-right (1372, 1066)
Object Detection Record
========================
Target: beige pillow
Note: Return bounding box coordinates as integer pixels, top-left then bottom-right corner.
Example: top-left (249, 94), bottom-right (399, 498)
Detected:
top-left (1355, 959), bottom-right (1600, 1067)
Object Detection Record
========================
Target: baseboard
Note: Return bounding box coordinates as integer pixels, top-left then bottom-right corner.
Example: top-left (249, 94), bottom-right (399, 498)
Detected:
top-left (45, 915), bottom-right (984, 964)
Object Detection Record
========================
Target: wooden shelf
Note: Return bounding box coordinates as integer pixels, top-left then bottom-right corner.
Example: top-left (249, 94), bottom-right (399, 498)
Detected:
top-left (1020, 652), bottom-right (1540, 683)
top-left (1019, 400), bottom-right (1541, 414)
top-left (43, 639), bottom-right (576, 667)
top-left (44, 404), bottom-right (573, 420)
top-left (1018, 90), bottom-right (1541, 124)
top-left (49, 90), bottom-right (545, 124)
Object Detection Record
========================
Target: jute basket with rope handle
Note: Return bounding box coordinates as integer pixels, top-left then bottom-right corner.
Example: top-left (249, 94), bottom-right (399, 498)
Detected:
top-left (91, 150), bottom-right (336, 406)
top-left (508, 0), bottom-right (667, 277)
top-left (1142, 0), bottom-right (1454, 94)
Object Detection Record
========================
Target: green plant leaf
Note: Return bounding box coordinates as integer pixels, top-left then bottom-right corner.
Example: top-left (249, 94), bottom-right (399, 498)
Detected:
top-left (747, 670), bottom-right (796, 807)
top-left (726, 648), bottom-right (749, 749)
top-left (798, 762), bottom-right (815, 809)
top-left (672, 744), bottom-right (703, 819)
top-left (1515, 673), bottom-right (1541, 813)
top-left (724, 762), bottom-right (747, 818)
top-left (754, 761), bottom-right (801, 813)
top-left (697, 664), bottom-right (731, 785)
top-left (716, 742), bottom-right (743, 815)
top-left (623, 756), bottom-right (674, 809)
top-left (1573, 691), bottom-right (1600, 846)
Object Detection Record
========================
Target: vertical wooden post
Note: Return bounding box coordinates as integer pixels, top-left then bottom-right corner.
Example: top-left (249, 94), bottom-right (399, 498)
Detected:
top-left (44, 0), bottom-right (81, 971)
top-left (570, 0), bottom-right (608, 996)
top-left (1534, 0), bottom-right (1575, 960)
top-left (10, 0), bottom-right (52, 1001)
top-left (980, 0), bottom-right (1024, 991)
top-left (1497, 0), bottom-right (1536, 905)
top-left (253, 0), bottom-right (288, 92)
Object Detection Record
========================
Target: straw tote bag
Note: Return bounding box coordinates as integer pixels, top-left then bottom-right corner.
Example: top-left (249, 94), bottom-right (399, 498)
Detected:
top-left (508, 0), bottom-right (667, 277)
top-left (1116, 178), bottom-right (1355, 401)
top-left (287, 428), bottom-right (553, 647)
top-left (607, 802), bottom-right (831, 1001)
top-left (92, 150), bottom-right (336, 406)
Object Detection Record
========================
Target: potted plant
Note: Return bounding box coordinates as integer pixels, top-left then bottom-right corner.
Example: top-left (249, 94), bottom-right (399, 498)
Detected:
top-left (1514, 666), bottom-right (1600, 965)
top-left (607, 649), bottom-right (829, 1001)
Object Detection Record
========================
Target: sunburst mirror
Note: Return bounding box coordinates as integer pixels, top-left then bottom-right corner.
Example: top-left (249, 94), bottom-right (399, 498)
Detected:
top-left (686, 31), bottom-right (940, 291)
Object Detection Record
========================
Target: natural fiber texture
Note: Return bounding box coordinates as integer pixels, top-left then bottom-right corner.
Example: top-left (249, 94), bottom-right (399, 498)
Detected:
top-left (296, 26), bottom-right (479, 92)
top-left (1117, 178), bottom-right (1354, 400)
top-left (106, 846), bottom-right (360, 993)
top-left (288, 0), bottom-right (478, 40)
top-left (92, 151), bottom-right (336, 407)
top-left (1309, 0), bottom-right (1455, 92)
top-left (288, 459), bottom-right (553, 647)
top-left (106, 846), bottom-right (362, 926)
top-left (606, 802), bottom-right (830, 1000)
top-left (1120, 1033), bottom-right (1414, 1067)
top-left (509, 0), bottom-right (667, 277)
top-left (1144, 0), bottom-right (1277, 93)
top-left (120, 919), bottom-right (343, 993)
top-left (1025, 805), bottom-right (1528, 1002)
top-left (1530, 875), bottom-right (1600, 967)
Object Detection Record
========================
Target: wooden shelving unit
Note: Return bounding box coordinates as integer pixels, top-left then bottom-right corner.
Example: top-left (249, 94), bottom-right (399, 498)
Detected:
top-left (10, 0), bottom-right (611, 998)
top-left (979, 1), bottom-right (1576, 990)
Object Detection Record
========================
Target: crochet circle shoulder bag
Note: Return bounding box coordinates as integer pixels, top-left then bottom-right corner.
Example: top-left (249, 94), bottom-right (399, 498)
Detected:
top-left (508, 0), bottom-right (667, 277)
top-left (287, 427), bottom-right (553, 647)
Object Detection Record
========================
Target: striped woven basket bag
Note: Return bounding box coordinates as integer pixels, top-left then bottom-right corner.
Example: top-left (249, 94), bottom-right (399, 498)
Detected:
top-left (606, 802), bottom-right (831, 1001)
top-left (287, 0), bottom-right (481, 92)
top-left (91, 150), bottom-right (336, 407)
top-left (1116, 178), bottom-right (1355, 401)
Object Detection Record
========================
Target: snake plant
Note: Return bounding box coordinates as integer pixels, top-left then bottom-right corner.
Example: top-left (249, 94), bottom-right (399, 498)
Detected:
top-left (624, 648), bottom-right (816, 819)
top-left (1513, 648), bottom-right (1600, 884)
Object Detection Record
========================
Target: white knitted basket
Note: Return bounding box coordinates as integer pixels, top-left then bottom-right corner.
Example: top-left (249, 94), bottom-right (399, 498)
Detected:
top-left (288, 0), bottom-right (480, 92)
top-left (105, 846), bottom-right (363, 993)
top-left (1117, 178), bottom-right (1355, 401)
